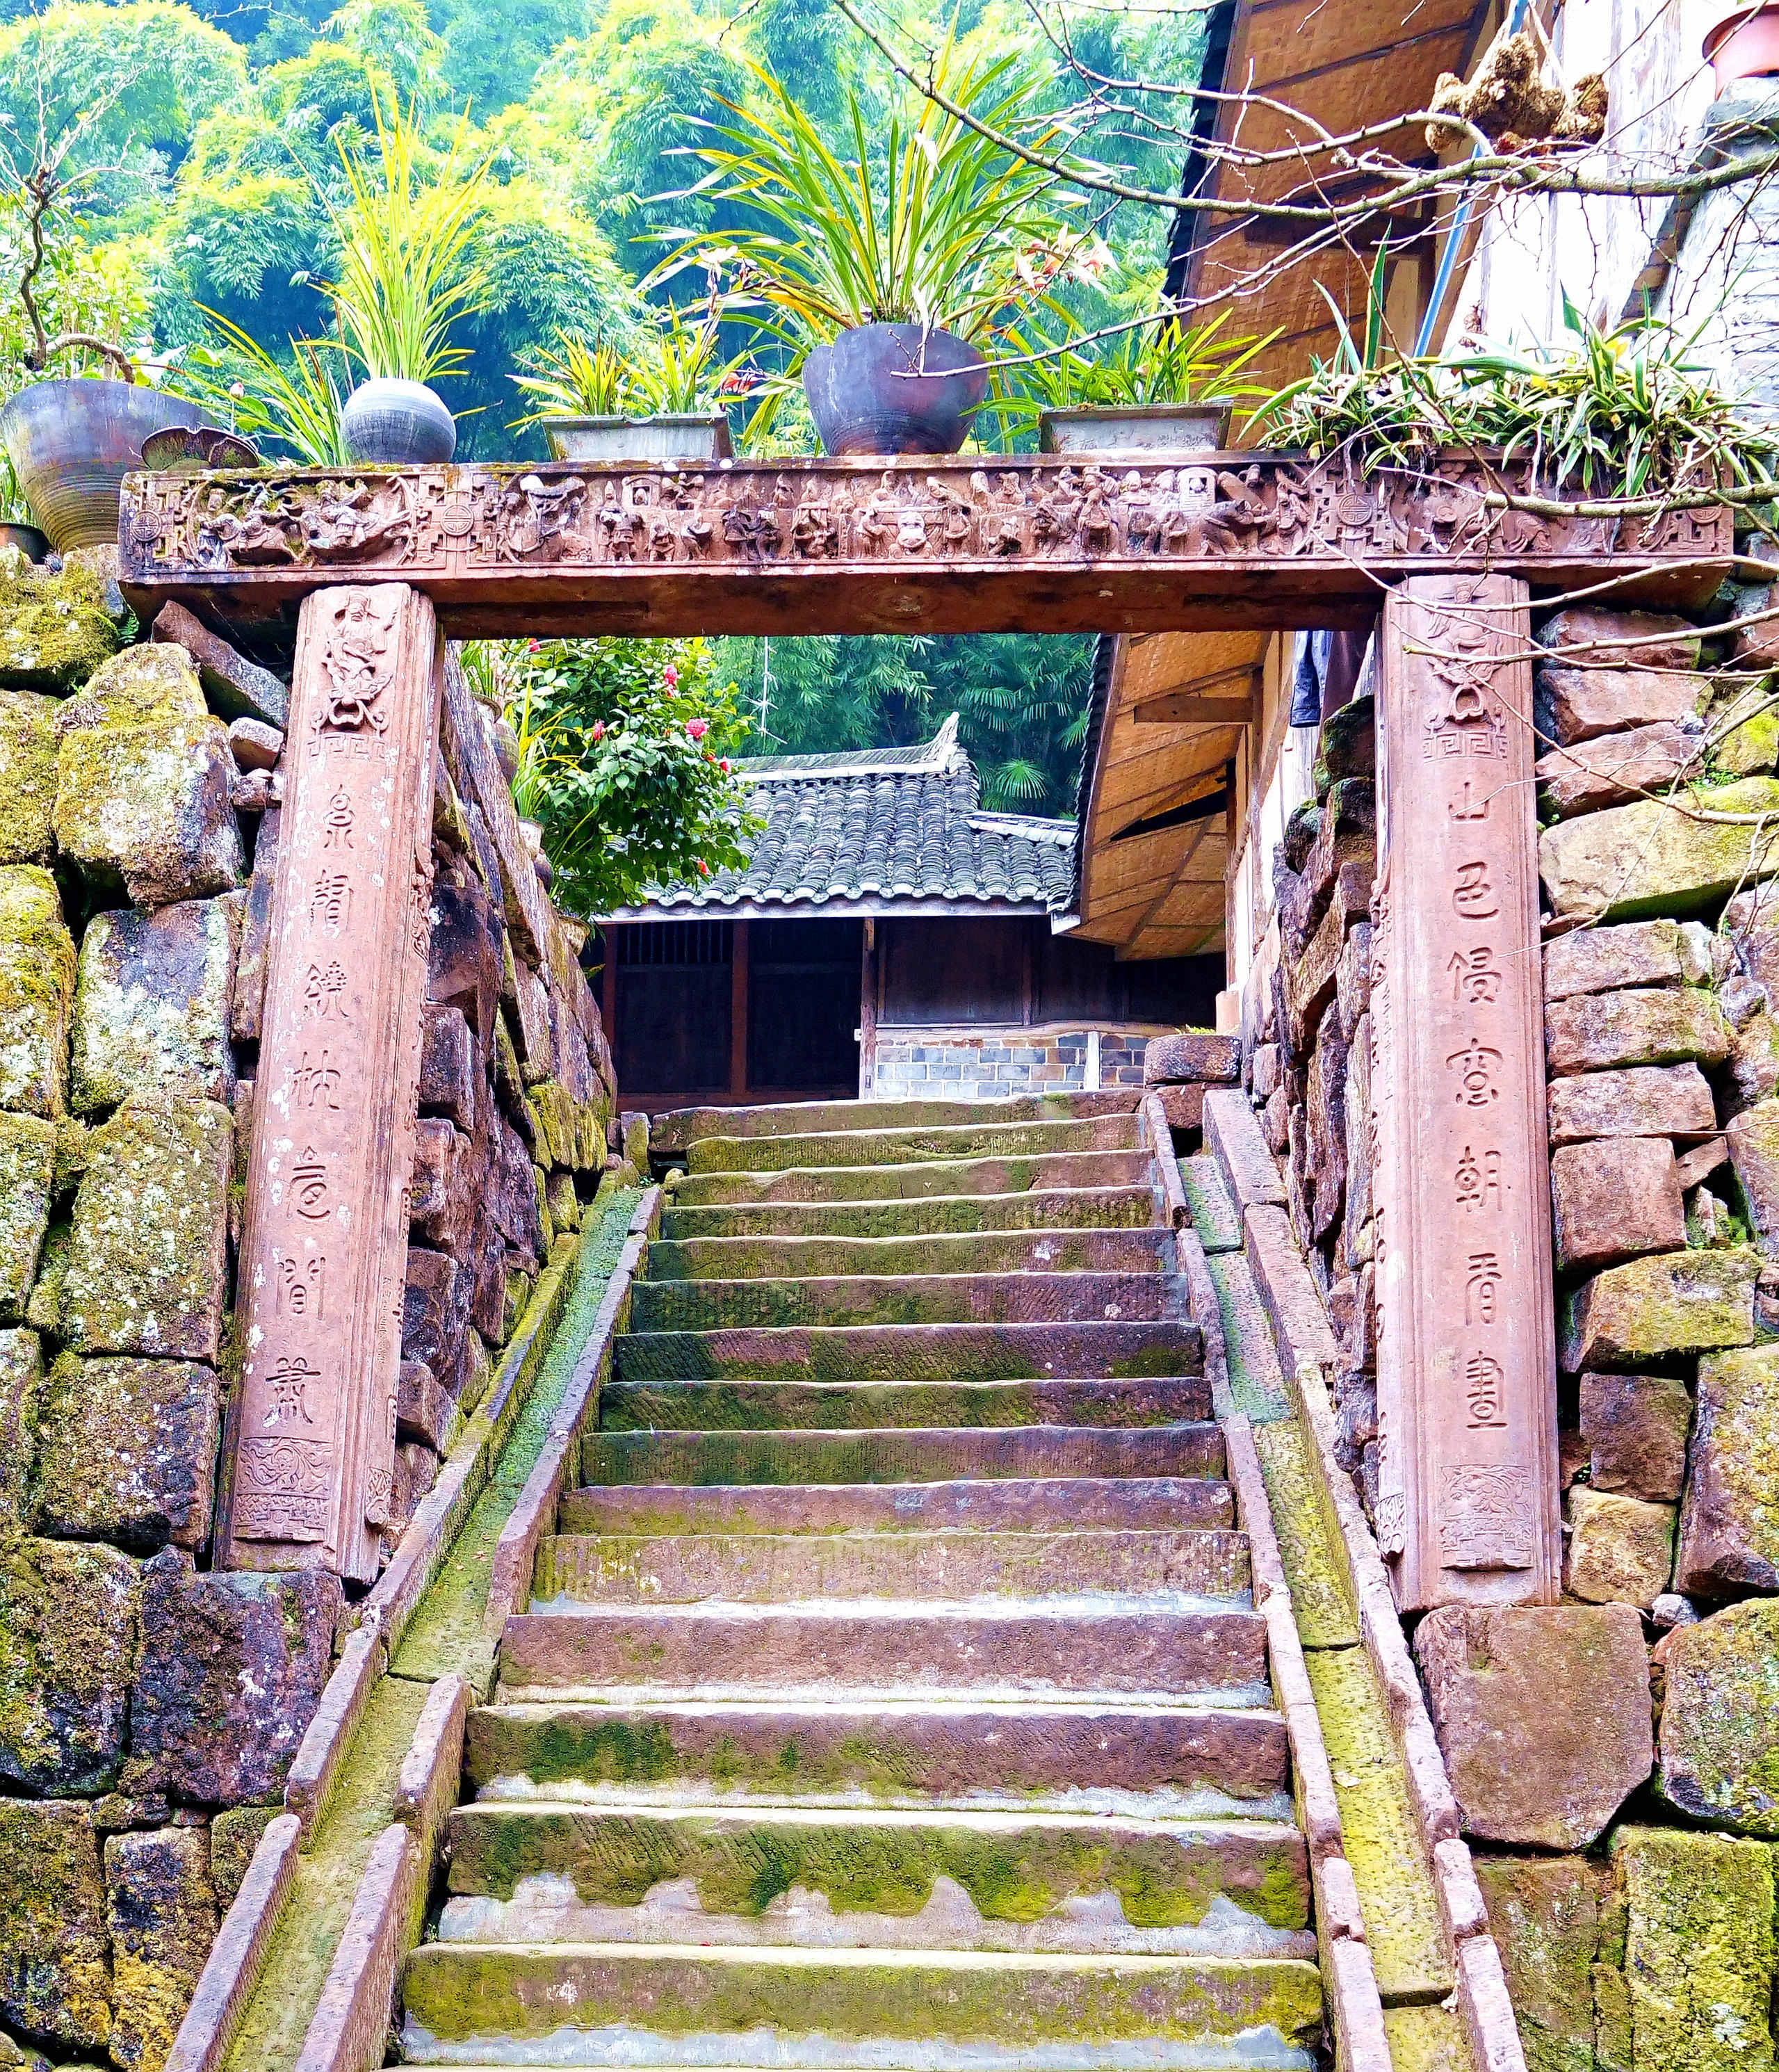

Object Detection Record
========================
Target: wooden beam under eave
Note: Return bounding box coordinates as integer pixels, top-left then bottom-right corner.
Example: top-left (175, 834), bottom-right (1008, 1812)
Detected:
top-left (1131, 697), bottom-right (1254, 727)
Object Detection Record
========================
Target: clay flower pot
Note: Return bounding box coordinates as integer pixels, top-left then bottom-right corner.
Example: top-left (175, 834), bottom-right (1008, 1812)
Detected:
top-left (1704, 3), bottom-right (1779, 90)
top-left (340, 378), bottom-right (457, 465)
top-left (0, 378), bottom-right (206, 551)
top-left (802, 322), bottom-right (988, 456)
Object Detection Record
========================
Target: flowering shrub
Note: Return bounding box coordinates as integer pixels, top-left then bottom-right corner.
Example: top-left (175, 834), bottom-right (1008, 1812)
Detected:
top-left (480, 635), bottom-right (758, 916)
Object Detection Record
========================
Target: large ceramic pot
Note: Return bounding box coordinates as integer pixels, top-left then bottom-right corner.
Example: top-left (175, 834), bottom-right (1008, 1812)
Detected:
top-left (1705, 4), bottom-right (1779, 89)
top-left (0, 379), bottom-right (205, 551)
top-left (542, 413), bottom-right (733, 464)
top-left (1038, 403), bottom-right (1233, 457)
top-left (340, 378), bottom-right (457, 465)
top-left (802, 323), bottom-right (987, 456)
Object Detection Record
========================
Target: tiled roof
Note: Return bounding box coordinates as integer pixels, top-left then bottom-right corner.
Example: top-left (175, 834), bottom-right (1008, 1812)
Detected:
top-left (601, 715), bottom-right (1078, 919)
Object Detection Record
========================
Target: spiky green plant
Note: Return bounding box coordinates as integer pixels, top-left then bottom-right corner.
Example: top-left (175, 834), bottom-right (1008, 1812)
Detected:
top-left (317, 92), bottom-right (492, 385)
top-left (178, 309), bottom-right (352, 466)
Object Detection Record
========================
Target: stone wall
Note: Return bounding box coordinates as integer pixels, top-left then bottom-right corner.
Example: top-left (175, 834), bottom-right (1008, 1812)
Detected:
top-left (868, 1025), bottom-right (1155, 1100)
top-left (0, 549), bottom-right (616, 2072)
top-left (1256, 583), bottom-right (1779, 2069)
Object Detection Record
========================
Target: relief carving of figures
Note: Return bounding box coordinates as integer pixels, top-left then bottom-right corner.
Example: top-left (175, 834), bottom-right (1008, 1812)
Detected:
top-left (302, 477), bottom-right (419, 565)
top-left (498, 474), bottom-right (589, 561)
top-left (316, 587), bottom-right (402, 734)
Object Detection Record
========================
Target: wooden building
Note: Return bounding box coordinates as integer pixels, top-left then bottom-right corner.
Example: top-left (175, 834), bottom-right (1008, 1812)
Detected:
top-left (593, 715), bottom-right (1221, 1111)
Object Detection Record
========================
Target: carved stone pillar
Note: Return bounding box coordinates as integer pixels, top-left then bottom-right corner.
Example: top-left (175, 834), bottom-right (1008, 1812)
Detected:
top-left (220, 585), bottom-right (441, 1582)
top-left (1371, 574), bottom-right (1561, 1610)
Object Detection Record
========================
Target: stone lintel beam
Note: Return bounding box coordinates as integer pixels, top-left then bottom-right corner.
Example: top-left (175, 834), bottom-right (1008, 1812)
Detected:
top-left (120, 457), bottom-right (1730, 640)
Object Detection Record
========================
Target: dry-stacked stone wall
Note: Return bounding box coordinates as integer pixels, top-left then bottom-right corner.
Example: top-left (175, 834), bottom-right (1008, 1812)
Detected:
top-left (0, 546), bottom-right (616, 2072)
top-left (1258, 583), bottom-right (1779, 2071)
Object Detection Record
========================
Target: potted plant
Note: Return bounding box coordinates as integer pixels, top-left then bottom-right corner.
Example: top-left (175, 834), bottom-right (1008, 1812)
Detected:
top-left (511, 303), bottom-right (741, 464)
top-left (1009, 309), bottom-right (1271, 455)
top-left (0, 111), bottom-right (204, 549)
top-left (663, 47), bottom-right (1096, 456)
top-left (315, 96), bottom-right (492, 465)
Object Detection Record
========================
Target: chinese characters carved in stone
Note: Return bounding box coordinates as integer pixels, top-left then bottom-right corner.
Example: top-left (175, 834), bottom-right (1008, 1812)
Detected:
top-left (220, 583), bottom-right (441, 1581)
top-left (1370, 574), bottom-right (1561, 1609)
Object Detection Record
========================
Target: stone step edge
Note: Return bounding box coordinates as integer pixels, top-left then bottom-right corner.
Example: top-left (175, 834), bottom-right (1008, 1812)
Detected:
top-left (160, 1195), bottom-right (663, 2072)
top-left (651, 1090), bottom-right (1145, 1155)
top-left (1205, 1086), bottom-right (1527, 2072)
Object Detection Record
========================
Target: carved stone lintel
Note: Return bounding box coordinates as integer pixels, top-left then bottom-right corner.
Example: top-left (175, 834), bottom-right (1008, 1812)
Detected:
top-left (1372, 574), bottom-right (1561, 1611)
top-left (221, 582), bottom-right (441, 1582)
top-left (119, 458), bottom-right (1730, 638)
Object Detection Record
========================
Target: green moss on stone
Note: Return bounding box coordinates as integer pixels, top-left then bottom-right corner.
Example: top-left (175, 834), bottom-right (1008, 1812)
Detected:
top-left (0, 551), bottom-right (124, 691)
top-left (0, 1798), bottom-right (111, 2050)
top-left (59, 1094), bottom-right (232, 1361)
top-left (0, 1112), bottom-right (55, 1320)
top-left (0, 865), bottom-right (75, 1117)
top-left (1562, 1246), bottom-right (1759, 1369)
top-left (0, 1536), bottom-right (140, 1795)
top-left (54, 643), bottom-right (203, 734)
top-left (1249, 1420), bottom-right (1358, 1644)
top-left (1614, 1822), bottom-right (1776, 2071)
top-left (0, 690), bottom-right (56, 864)
top-left (1302, 1645), bottom-right (1453, 2002)
top-left (1541, 777), bottom-right (1779, 921)
top-left (1657, 1598), bottom-right (1779, 1834)
top-left (54, 715), bottom-right (243, 907)
top-left (0, 1327), bottom-right (41, 1532)
top-left (1474, 1854), bottom-right (1609, 2072)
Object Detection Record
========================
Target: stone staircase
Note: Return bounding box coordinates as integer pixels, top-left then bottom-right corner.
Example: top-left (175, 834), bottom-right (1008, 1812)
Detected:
top-left (396, 1093), bottom-right (1325, 2069)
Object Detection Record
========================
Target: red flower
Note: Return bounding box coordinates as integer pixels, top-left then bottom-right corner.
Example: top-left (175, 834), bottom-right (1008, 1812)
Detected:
top-left (590, 720), bottom-right (604, 740)
top-left (526, 638), bottom-right (539, 652)
top-left (663, 664), bottom-right (681, 688)
top-left (697, 859), bottom-right (710, 875)
top-left (686, 718), bottom-right (708, 742)
top-left (719, 757), bottom-right (731, 774)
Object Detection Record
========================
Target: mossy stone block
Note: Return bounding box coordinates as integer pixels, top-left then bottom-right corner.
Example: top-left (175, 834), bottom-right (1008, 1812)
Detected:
top-left (1561, 1247), bottom-right (1758, 1371)
top-left (70, 893), bottom-right (241, 1114)
top-left (1678, 1343), bottom-right (1779, 1596)
top-left (0, 1799), bottom-right (111, 2050)
top-left (1475, 1855), bottom-right (1610, 2072)
top-left (0, 690), bottom-right (57, 864)
top-left (54, 715), bottom-right (243, 907)
top-left (33, 1352), bottom-right (219, 1553)
top-left (1657, 1598), bottom-right (1779, 1834)
top-left (54, 643), bottom-right (203, 736)
top-left (0, 1110), bottom-right (54, 1320)
top-left (0, 552), bottom-right (124, 690)
top-left (0, 864), bottom-right (76, 1117)
top-left (0, 1326), bottom-right (41, 1532)
top-left (103, 1823), bottom-right (217, 2072)
top-left (1615, 1824), bottom-right (1776, 2071)
top-left (59, 1095), bottom-right (231, 1361)
top-left (0, 1537), bottom-right (140, 1795)
top-left (1714, 700), bottom-right (1779, 778)
top-left (125, 1549), bottom-right (339, 1805)
top-left (1540, 777), bottom-right (1779, 920)
top-left (1563, 1487), bottom-right (1675, 1608)
top-left (209, 1804), bottom-right (278, 1911)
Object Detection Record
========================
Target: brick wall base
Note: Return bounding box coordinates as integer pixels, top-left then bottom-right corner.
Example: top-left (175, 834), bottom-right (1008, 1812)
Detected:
top-left (868, 1025), bottom-right (1164, 1100)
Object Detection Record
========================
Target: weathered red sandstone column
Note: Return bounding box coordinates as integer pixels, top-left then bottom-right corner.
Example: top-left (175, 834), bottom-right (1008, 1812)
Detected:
top-left (1371, 574), bottom-right (1561, 1609)
top-left (221, 585), bottom-right (441, 1582)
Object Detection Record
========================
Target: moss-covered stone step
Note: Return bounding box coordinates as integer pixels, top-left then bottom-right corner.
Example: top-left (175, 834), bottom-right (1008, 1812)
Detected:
top-left (652, 1092), bottom-right (1143, 1156)
top-left (462, 1698), bottom-right (1292, 1812)
top-left (647, 1226), bottom-right (1172, 1281)
top-left (688, 1115), bottom-right (1144, 1175)
top-left (597, 1375), bottom-right (1212, 1434)
top-left (669, 1150), bottom-right (1152, 1207)
top-left (498, 1599), bottom-right (1271, 1701)
top-left (631, 1270), bottom-right (1183, 1334)
top-left (613, 1320), bottom-right (1202, 1385)
top-left (437, 1804), bottom-right (1311, 1945)
top-left (578, 1424), bottom-right (1226, 1487)
top-left (558, 1476), bottom-right (1235, 1539)
top-left (398, 1942), bottom-right (1324, 2064)
top-left (530, 1528), bottom-right (1251, 1607)
top-left (662, 1185), bottom-right (1157, 1241)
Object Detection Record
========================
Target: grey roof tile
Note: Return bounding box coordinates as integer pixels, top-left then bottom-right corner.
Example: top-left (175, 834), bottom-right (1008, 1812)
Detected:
top-left (600, 714), bottom-right (1077, 919)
